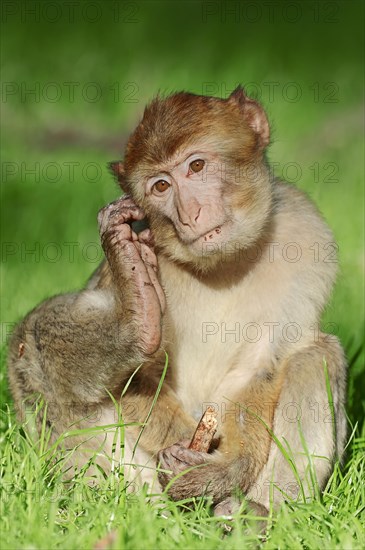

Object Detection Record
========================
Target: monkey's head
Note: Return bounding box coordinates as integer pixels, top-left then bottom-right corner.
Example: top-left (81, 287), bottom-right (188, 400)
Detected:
top-left (110, 86), bottom-right (273, 272)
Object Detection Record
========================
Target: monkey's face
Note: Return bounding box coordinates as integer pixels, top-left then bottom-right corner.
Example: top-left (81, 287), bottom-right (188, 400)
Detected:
top-left (141, 142), bottom-right (272, 267)
top-left (144, 146), bottom-right (231, 255)
top-left (113, 87), bottom-right (272, 271)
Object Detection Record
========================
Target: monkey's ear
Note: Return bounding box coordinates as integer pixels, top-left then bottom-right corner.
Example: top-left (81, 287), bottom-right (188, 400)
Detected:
top-left (229, 86), bottom-right (270, 148)
top-left (229, 85), bottom-right (247, 106)
top-left (108, 161), bottom-right (129, 192)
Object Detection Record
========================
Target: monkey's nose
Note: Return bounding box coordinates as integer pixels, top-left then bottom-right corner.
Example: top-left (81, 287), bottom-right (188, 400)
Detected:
top-left (178, 206), bottom-right (202, 229)
top-left (194, 208), bottom-right (201, 223)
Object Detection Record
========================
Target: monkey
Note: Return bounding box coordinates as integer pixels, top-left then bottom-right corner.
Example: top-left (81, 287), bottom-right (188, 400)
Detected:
top-left (8, 86), bottom-right (347, 517)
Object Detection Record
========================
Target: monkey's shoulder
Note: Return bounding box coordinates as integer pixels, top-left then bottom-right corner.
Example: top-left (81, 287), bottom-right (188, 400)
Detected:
top-left (271, 181), bottom-right (335, 248)
top-left (261, 181), bottom-right (338, 319)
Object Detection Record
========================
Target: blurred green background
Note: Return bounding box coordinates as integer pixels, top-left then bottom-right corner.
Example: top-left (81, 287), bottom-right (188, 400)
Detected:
top-left (1, 0), bottom-right (364, 420)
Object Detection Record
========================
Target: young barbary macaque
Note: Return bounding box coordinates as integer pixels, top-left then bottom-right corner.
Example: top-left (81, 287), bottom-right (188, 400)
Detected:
top-left (8, 87), bottom-right (347, 516)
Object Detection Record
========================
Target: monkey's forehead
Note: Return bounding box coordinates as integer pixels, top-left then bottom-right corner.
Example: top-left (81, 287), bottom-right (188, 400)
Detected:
top-left (123, 92), bottom-right (254, 177)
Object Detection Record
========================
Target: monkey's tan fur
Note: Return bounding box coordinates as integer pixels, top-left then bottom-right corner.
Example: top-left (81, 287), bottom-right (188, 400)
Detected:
top-left (8, 87), bottom-right (347, 515)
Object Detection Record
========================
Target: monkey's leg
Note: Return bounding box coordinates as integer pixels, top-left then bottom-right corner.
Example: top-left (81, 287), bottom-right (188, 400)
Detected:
top-left (157, 334), bottom-right (346, 510)
top-left (246, 333), bottom-right (347, 510)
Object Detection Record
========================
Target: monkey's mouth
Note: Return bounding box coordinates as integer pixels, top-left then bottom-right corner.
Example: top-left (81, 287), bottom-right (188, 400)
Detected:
top-left (201, 226), bottom-right (223, 242)
top-left (179, 221), bottom-right (231, 255)
top-left (186, 223), bottom-right (231, 259)
top-left (186, 222), bottom-right (230, 251)
top-left (183, 225), bottom-right (223, 245)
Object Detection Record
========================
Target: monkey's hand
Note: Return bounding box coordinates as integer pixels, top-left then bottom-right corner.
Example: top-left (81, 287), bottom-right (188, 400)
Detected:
top-left (158, 441), bottom-right (243, 503)
top-left (157, 441), bottom-right (219, 501)
top-left (98, 195), bottom-right (166, 355)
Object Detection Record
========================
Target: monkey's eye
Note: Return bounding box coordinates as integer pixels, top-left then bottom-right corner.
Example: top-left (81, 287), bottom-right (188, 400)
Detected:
top-left (153, 179), bottom-right (170, 193)
top-left (189, 159), bottom-right (205, 173)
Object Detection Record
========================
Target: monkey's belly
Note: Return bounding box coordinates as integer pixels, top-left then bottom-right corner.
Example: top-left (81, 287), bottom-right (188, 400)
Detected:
top-left (171, 338), bottom-right (272, 422)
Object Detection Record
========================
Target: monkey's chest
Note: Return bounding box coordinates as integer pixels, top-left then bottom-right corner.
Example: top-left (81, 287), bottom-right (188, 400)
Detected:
top-left (163, 284), bottom-right (273, 419)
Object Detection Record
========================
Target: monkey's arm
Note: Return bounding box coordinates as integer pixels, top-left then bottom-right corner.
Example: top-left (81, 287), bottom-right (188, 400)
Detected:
top-left (9, 198), bottom-right (161, 402)
top-left (8, 196), bottom-right (198, 455)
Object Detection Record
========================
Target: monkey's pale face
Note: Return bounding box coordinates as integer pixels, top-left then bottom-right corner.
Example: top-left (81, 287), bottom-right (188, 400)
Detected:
top-left (144, 148), bottom-right (231, 256)
top-left (140, 142), bottom-right (272, 269)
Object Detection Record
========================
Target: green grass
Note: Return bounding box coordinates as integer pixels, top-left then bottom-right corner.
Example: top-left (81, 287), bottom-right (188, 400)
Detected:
top-left (1, 405), bottom-right (364, 550)
top-left (1, 1), bottom-right (364, 548)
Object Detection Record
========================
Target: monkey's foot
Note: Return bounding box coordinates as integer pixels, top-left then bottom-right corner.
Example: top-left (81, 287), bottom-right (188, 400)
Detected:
top-left (214, 496), bottom-right (241, 519)
top-left (214, 497), bottom-right (268, 536)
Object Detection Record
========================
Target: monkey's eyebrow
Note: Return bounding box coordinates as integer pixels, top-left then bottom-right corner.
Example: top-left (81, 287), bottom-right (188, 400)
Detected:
top-left (145, 162), bottom-right (181, 180)
top-left (145, 170), bottom-right (170, 182)
top-left (146, 150), bottom-right (209, 180)
top-left (165, 150), bottom-right (208, 172)
top-left (181, 150), bottom-right (208, 163)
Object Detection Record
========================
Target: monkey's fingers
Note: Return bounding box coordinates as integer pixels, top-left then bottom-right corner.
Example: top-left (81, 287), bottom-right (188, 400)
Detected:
top-left (97, 198), bottom-right (145, 234)
top-left (111, 194), bottom-right (146, 217)
top-left (138, 228), bottom-right (156, 248)
top-left (157, 468), bottom-right (171, 490)
top-left (145, 263), bottom-right (166, 313)
top-left (100, 224), bottom-right (138, 262)
top-left (169, 444), bottom-right (207, 467)
top-left (136, 241), bottom-right (166, 313)
top-left (136, 239), bottom-right (158, 269)
top-left (124, 244), bottom-right (163, 354)
top-left (158, 443), bottom-right (206, 477)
